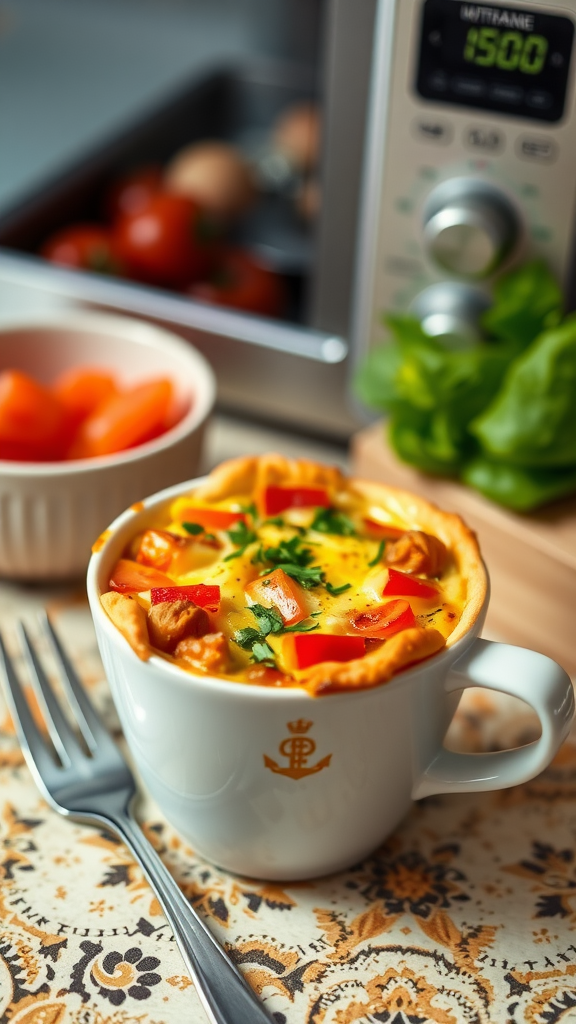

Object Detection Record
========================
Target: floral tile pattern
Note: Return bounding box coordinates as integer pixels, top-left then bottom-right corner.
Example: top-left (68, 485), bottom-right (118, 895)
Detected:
top-left (0, 588), bottom-right (575, 1024)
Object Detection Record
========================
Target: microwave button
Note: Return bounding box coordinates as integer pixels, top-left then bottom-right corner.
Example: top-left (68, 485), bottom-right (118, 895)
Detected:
top-left (465, 127), bottom-right (504, 153)
top-left (517, 137), bottom-right (558, 162)
top-left (427, 71), bottom-right (449, 92)
top-left (452, 77), bottom-right (487, 99)
top-left (526, 90), bottom-right (553, 110)
top-left (489, 83), bottom-right (524, 105)
top-left (413, 119), bottom-right (452, 144)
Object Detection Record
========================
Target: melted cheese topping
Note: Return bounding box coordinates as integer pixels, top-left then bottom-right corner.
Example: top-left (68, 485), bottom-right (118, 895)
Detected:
top-left (109, 483), bottom-right (467, 688)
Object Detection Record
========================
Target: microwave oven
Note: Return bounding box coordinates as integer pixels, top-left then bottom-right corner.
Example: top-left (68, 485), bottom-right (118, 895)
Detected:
top-left (352, 0), bottom-right (576, 365)
top-left (1, 0), bottom-right (575, 437)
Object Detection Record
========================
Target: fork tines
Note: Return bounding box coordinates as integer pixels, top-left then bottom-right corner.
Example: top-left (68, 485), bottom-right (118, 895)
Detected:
top-left (0, 613), bottom-right (106, 772)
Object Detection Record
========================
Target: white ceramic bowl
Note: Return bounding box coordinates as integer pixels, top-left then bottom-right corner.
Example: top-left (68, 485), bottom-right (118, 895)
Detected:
top-left (0, 311), bottom-right (215, 580)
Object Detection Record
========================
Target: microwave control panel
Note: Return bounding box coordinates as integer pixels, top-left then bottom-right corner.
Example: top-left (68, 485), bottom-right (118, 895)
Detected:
top-left (354, 0), bottom-right (576, 352)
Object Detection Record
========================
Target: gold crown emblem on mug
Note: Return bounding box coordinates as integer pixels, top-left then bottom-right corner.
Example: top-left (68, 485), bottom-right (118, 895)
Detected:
top-left (264, 719), bottom-right (332, 780)
top-left (287, 719), bottom-right (313, 734)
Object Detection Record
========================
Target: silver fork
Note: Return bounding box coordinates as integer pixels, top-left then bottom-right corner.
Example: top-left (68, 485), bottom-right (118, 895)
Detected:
top-left (0, 613), bottom-right (272, 1024)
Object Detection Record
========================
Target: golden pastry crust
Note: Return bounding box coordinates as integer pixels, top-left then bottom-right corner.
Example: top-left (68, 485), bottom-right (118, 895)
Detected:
top-left (102, 454), bottom-right (487, 694)
top-left (298, 625), bottom-right (446, 696)
top-left (101, 592), bottom-right (150, 661)
top-left (192, 453), bottom-right (346, 504)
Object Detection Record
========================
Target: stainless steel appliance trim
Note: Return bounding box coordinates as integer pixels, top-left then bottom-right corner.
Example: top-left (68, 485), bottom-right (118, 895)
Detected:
top-left (0, 251), bottom-right (348, 365)
top-left (350, 0), bottom-right (398, 366)
top-left (309, 0), bottom-right (377, 337)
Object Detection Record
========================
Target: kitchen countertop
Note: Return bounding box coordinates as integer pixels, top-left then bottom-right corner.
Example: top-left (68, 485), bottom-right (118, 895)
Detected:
top-left (202, 410), bottom-right (349, 474)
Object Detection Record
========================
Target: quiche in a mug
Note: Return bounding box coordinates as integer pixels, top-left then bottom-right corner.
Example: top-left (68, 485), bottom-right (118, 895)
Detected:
top-left (88, 454), bottom-right (573, 879)
top-left (100, 454), bottom-right (486, 695)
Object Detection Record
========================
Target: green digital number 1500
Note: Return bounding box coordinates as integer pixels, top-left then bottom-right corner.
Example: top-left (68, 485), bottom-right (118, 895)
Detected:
top-left (464, 28), bottom-right (549, 74)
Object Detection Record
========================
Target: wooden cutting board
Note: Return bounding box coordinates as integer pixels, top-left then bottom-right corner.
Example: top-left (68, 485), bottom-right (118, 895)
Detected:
top-left (351, 421), bottom-right (576, 678)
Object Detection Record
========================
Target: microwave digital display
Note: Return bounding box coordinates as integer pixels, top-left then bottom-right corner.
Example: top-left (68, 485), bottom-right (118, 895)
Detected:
top-left (416, 0), bottom-right (574, 122)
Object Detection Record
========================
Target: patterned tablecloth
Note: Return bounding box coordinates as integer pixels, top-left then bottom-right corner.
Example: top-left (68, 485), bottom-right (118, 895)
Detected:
top-left (1, 580), bottom-right (576, 1024)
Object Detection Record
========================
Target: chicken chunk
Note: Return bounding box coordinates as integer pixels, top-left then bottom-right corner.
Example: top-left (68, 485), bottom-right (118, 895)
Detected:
top-left (384, 530), bottom-right (447, 577)
top-left (147, 600), bottom-right (210, 654)
top-left (174, 632), bottom-right (230, 674)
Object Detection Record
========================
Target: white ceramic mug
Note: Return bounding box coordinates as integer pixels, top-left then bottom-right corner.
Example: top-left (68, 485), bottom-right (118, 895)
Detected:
top-left (87, 479), bottom-right (575, 881)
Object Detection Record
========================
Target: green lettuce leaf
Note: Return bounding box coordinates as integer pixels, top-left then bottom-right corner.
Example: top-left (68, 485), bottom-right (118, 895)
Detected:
top-left (354, 260), bottom-right (576, 509)
top-left (471, 315), bottom-right (576, 467)
top-left (356, 313), bottom-right (520, 473)
top-left (481, 259), bottom-right (563, 348)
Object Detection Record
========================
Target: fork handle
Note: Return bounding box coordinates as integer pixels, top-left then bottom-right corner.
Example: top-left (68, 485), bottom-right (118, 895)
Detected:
top-left (107, 808), bottom-right (273, 1024)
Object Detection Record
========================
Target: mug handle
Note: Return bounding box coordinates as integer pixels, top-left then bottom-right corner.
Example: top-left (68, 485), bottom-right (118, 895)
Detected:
top-left (413, 638), bottom-right (574, 799)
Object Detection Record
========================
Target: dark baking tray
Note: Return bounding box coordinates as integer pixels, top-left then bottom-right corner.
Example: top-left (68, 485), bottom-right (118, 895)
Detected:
top-left (0, 62), bottom-right (354, 436)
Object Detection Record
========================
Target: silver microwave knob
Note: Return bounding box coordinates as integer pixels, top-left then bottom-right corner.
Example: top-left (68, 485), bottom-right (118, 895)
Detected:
top-left (423, 178), bottom-right (519, 278)
top-left (410, 283), bottom-right (491, 348)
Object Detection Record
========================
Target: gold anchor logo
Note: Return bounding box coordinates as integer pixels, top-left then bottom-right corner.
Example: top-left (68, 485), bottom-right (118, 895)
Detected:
top-left (263, 719), bottom-right (332, 780)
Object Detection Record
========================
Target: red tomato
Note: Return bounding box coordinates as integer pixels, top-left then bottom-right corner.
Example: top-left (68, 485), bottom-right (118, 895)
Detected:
top-left (69, 379), bottom-right (174, 458)
top-left (104, 165), bottom-right (162, 222)
top-left (0, 370), bottom-right (70, 460)
top-left (245, 567), bottom-right (308, 626)
top-left (173, 507), bottom-right (247, 531)
top-left (109, 558), bottom-right (174, 593)
top-left (41, 225), bottom-right (124, 274)
top-left (114, 192), bottom-right (220, 287)
top-left (350, 599), bottom-right (416, 638)
top-left (52, 367), bottom-right (119, 427)
top-left (188, 247), bottom-right (286, 317)
top-left (283, 633), bottom-right (366, 670)
top-left (263, 485), bottom-right (331, 517)
top-left (150, 585), bottom-right (221, 612)
top-left (383, 567), bottom-right (439, 599)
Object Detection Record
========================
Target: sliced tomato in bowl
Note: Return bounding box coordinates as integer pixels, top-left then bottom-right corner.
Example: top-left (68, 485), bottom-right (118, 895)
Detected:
top-left (68, 379), bottom-right (176, 459)
top-left (52, 368), bottom-right (120, 428)
top-left (0, 369), bottom-right (71, 461)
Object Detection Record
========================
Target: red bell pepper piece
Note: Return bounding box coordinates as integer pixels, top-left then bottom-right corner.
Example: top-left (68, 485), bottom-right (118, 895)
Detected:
top-left (284, 633), bottom-right (366, 670)
top-left (108, 558), bottom-right (174, 594)
top-left (245, 567), bottom-right (308, 626)
top-left (174, 507), bottom-right (247, 530)
top-left (150, 584), bottom-right (220, 612)
top-left (263, 485), bottom-right (331, 517)
top-left (383, 567), bottom-right (439, 599)
top-left (350, 599), bottom-right (416, 638)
